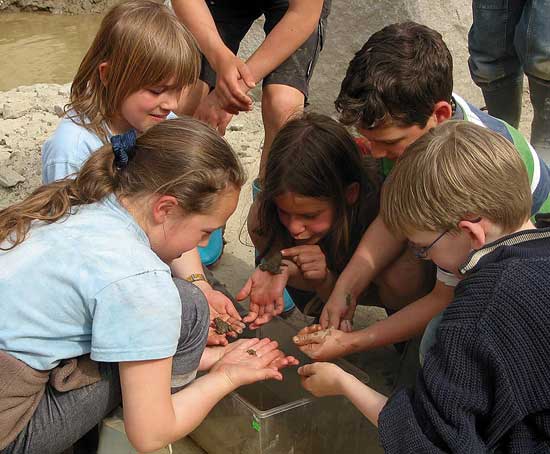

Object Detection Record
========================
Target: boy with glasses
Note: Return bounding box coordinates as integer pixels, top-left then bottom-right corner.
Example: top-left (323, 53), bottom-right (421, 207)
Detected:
top-left (297, 120), bottom-right (550, 452)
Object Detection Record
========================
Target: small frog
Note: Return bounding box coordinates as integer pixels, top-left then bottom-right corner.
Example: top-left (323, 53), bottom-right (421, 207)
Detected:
top-left (246, 349), bottom-right (257, 356)
top-left (259, 251), bottom-right (284, 274)
top-left (213, 317), bottom-right (234, 335)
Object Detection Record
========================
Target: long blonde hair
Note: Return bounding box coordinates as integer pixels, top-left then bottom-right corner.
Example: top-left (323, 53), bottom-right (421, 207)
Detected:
top-left (0, 118), bottom-right (246, 250)
top-left (67, 0), bottom-right (200, 140)
top-left (381, 120), bottom-right (532, 237)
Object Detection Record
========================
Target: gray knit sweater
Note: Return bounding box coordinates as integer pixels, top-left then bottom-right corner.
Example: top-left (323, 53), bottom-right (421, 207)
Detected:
top-left (379, 228), bottom-right (550, 453)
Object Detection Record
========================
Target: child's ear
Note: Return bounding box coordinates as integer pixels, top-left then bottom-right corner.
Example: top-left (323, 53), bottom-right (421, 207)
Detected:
top-left (345, 182), bottom-right (360, 205)
top-left (458, 218), bottom-right (486, 250)
top-left (151, 195), bottom-right (180, 225)
top-left (98, 62), bottom-right (110, 87)
top-left (432, 101), bottom-right (453, 124)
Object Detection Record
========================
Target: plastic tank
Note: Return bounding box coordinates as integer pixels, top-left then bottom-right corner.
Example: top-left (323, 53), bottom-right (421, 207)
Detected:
top-left (190, 316), bottom-right (374, 454)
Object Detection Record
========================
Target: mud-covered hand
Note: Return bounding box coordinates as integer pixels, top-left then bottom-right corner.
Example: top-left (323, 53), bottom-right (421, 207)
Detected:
top-left (292, 324), bottom-right (352, 361)
top-left (212, 52), bottom-right (255, 112)
top-left (298, 362), bottom-right (348, 397)
top-left (320, 290), bottom-right (357, 332)
top-left (281, 245), bottom-right (328, 281)
top-left (237, 265), bottom-right (290, 329)
top-left (211, 338), bottom-right (299, 387)
top-left (194, 90), bottom-right (234, 135)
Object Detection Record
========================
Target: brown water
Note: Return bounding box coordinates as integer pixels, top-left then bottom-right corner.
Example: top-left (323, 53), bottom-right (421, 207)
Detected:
top-left (0, 13), bottom-right (103, 91)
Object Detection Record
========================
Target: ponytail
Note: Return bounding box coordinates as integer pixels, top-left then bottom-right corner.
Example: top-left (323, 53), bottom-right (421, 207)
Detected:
top-left (0, 117), bottom-right (245, 250)
top-left (0, 147), bottom-right (117, 250)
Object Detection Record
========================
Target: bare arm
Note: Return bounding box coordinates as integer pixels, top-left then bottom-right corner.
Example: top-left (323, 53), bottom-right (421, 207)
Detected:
top-left (120, 358), bottom-right (235, 453)
top-left (321, 215), bottom-right (406, 329)
top-left (349, 280), bottom-right (454, 351)
top-left (245, 0), bottom-right (324, 82)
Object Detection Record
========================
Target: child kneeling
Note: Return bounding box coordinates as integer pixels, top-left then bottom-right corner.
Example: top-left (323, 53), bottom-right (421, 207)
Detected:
top-left (298, 121), bottom-right (550, 452)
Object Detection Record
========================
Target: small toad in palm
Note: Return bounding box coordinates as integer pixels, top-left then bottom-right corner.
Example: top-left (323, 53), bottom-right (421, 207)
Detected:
top-left (259, 252), bottom-right (284, 274)
top-left (213, 317), bottom-right (234, 335)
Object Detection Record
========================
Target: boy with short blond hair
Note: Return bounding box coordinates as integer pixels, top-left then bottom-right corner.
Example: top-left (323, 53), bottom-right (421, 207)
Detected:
top-left (298, 121), bottom-right (550, 452)
top-left (293, 22), bottom-right (550, 363)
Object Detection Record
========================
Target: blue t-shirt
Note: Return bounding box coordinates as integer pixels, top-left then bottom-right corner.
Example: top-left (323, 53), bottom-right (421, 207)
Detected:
top-left (0, 195), bottom-right (182, 371)
top-left (41, 115), bottom-right (108, 184)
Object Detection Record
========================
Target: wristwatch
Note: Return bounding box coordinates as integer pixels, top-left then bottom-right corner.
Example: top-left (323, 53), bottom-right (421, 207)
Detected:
top-left (184, 273), bottom-right (207, 283)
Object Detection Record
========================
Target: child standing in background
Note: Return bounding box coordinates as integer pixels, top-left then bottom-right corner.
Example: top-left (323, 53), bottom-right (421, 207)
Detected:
top-left (1, 118), bottom-right (297, 454)
top-left (41, 0), bottom-right (242, 344)
top-left (238, 113), bottom-right (380, 328)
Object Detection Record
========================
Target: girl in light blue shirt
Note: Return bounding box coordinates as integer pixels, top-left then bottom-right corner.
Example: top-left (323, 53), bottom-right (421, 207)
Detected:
top-left (41, 0), bottom-right (239, 347)
top-left (2, 117), bottom-right (297, 454)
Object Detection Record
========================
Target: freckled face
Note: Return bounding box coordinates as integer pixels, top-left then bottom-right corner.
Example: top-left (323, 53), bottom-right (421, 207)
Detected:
top-left (274, 192), bottom-right (334, 245)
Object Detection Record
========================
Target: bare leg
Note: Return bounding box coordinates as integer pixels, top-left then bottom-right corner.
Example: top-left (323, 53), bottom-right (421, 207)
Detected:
top-left (260, 83), bottom-right (305, 181)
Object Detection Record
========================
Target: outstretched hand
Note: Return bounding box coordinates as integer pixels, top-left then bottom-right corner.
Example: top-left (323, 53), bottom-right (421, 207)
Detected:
top-left (203, 287), bottom-right (245, 346)
top-left (237, 266), bottom-right (289, 329)
top-left (212, 338), bottom-right (299, 387)
top-left (292, 324), bottom-right (351, 361)
top-left (298, 362), bottom-right (347, 397)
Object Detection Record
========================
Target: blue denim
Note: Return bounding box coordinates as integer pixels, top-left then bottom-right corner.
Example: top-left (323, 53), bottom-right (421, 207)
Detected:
top-left (468, 0), bottom-right (550, 88)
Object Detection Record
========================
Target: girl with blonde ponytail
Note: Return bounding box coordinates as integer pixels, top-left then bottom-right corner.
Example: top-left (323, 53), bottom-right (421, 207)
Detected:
top-left (1, 118), bottom-right (297, 454)
top-left (41, 0), bottom-right (244, 346)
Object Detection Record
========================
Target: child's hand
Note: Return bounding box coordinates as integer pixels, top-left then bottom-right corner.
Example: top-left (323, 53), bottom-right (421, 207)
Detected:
top-left (292, 324), bottom-right (352, 361)
top-left (320, 291), bottom-right (357, 332)
top-left (237, 266), bottom-right (290, 329)
top-left (211, 338), bottom-right (299, 387)
top-left (298, 362), bottom-right (347, 397)
top-left (281, 245), bottom-right (328, 282)
top-left (211, 53), bottom-right (255, 113)
top-left (194, 90), bottom-right (234, 135)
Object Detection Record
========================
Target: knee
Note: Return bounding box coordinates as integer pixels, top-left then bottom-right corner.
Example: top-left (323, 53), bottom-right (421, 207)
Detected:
top-left (261, 86), bottom-right (304, 131)
top-left (173, 278), bottom-right (209, 321)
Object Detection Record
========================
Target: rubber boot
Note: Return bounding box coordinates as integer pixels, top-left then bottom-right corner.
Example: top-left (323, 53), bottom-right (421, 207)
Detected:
top-left (481, 79), bottom-right (523, 128)
top-left (528, 76), bottom-right (550, 162)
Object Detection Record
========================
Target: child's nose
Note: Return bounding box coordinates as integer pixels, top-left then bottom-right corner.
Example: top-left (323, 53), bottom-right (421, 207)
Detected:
top-left (287, 218), bottom-right (305, 236)
top-left (161, 91), bottom-right (180, 112)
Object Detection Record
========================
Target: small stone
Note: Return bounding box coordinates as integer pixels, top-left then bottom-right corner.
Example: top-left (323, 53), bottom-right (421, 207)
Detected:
top-left (0, 152), bottom-right (11, 162)
top-left (0, 167), bottom-right (25, 188)
top-left (228, 123), bottom-right (244, 132)
top-left (241, 144), bottom-right (249, 150)
top-left (2, 102), bottom-right (27, 120)
top-left (54, 105), bottom-right (65, 117)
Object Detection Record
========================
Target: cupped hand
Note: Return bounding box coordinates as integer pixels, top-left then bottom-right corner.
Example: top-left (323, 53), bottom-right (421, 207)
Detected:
top-left (211, 338), bottom-right (299, 387)
top-left (237, 266), bottom-right (289, 329)
top-left (281, 245), bottom-right (328, 281)
top-left (292, 324), bottom-right (351, 361)
top-left (199, 286), bottom-right (244, 346)
top-left (298, 362), bottom-right (347, 397)
top-left (194, 90), bottom-right (234, 135)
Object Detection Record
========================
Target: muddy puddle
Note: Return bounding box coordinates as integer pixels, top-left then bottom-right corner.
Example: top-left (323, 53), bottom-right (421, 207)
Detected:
top-left (0, 13), bottom-right (102, 91)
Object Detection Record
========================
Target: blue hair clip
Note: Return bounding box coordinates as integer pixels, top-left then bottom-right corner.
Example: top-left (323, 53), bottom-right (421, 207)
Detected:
top-left (110, 129), bottom-right (137, 169)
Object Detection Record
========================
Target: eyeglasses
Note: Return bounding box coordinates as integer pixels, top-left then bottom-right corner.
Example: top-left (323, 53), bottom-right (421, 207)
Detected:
top-left (409, 230), bottom-right (448, 260)
top-left (409, 217), bottom-right (482, 260)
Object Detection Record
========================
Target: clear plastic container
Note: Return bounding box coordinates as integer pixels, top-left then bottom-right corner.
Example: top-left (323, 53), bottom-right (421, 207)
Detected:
top-left (190, 317), bottom-right (375, 454)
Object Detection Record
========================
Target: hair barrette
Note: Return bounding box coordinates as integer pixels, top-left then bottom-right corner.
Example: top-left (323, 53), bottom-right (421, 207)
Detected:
top-left (110, 129), bottom-right (137, 169)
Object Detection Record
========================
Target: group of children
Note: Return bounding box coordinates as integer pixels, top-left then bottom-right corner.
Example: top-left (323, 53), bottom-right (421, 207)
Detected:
top-left (1, 1), bottom-right (549, 453)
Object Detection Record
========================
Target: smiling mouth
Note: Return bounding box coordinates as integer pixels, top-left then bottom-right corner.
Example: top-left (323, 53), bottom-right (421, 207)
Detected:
top-left (150, 113), bottom-right (167, 120)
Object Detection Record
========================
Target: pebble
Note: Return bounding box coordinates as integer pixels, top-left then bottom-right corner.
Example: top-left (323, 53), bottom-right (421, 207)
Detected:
top-left (0, 167), bottom-right (25, 188)
top-left (0, 152), bottom-right (11, 161)
top-left (54, 105), bottom-right (64, 117)
top-left (228, 123), bottom-right (244, 132)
